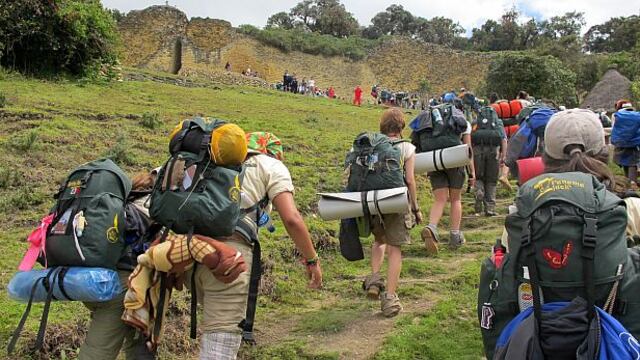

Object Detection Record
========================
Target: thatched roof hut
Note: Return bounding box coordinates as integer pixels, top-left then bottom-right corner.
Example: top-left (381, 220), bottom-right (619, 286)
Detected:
top-left (581, 69), bottom-right (632, 113)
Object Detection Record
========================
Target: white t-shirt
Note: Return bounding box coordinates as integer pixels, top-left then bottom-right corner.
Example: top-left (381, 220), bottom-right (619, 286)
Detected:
top-left (241, 154), bottom-right (295, 214)
top-left (392, 140), bottom-right (416, 166)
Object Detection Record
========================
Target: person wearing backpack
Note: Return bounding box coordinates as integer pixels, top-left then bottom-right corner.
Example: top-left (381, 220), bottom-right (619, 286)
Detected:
top-left (74, 170), bottom-right (160, 360)
top-left (611, 99), bottom-right (640, 188)
top-left (359, 108), bottom-right (422, 318)
top-left (412, 101), bottom-right (475, 252)
top-left (479, 109), bottom-right (632, 358)
top-left (187, 131), bottom-right (323, 359)
top-left (471, 106), bottom-right (507, 216)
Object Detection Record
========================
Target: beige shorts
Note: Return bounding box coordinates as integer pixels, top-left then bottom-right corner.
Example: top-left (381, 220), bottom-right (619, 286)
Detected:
top-left (186, 234), bottom-right (253, 334)
top-left (371, 213), bottom-right (412, 246)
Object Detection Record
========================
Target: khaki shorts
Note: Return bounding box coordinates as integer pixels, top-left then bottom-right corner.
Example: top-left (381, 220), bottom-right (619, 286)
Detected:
top-left (428, 167), bottom-right (466, 190)
top-left (371, 213), bottom-right (412, 246)
top-left (186, 234), bottom-right (252, 334)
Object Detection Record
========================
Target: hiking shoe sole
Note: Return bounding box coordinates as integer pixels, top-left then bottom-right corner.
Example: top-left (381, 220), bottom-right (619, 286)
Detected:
top-left (367, 285), bottom-right (381, 300)
top-left (421, 227), bottom-right (439, 256)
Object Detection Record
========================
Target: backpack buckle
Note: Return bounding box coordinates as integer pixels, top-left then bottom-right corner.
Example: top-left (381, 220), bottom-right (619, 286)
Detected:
top-left (582, 215), bottom-right (597, 249)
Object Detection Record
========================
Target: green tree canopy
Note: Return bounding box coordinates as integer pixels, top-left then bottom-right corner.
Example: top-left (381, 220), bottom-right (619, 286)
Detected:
top-left (485, 53), bottom-right (577, 105)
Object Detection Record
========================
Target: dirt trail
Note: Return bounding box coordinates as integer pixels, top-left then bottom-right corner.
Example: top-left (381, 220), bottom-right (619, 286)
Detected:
top-left (252, 250), bottom-right (483, 359)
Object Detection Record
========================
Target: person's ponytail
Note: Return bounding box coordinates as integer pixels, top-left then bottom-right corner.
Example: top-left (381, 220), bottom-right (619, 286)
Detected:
top-left (543, 145), bottom-right (614, 189)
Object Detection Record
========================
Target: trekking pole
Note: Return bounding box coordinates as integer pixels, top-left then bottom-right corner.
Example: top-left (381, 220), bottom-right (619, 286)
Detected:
top-left (465, 165), bottom-right (472, 194)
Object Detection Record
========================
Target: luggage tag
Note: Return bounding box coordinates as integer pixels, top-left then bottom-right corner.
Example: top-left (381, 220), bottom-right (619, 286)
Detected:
top-left (481, 303), bottom-right (495, 330)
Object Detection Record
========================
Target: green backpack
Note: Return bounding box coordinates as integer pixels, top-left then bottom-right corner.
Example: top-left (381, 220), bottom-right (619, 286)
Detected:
top-left (410, 103), bottom-right (465, 153)
top-left (345, 132), bottom-right (406, 192)
top-left (478, 172), bottom-right (632, 359)
top-left (150, 118), bottom-right (244, 237)
top-left (471, 106), bottom-right (503, 147)
top-left (45, 159), bottom-right (131, 269)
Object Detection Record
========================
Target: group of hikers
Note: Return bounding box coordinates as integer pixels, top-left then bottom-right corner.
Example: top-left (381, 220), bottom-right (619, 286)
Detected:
top-left (276, 70), bottom-right (337, 99)
top-left (7, 79), bottom-right (640, 359)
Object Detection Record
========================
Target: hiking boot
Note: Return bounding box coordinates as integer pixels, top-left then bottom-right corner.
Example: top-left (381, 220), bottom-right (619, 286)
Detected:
top-left (449, 231), bottom-right (466, 250)
top-left (485, 211), bottom-right (497, 217)
top-left (363, 273), bottom-right (385, 300)
top-left (421, 225), bottom-right (439, 256)
top-left (499, 175), bottom-right (512, 191)
top-left (474, 200), bottom-right (483, 215)
top-left (381, 292), bottom-right (402, 318)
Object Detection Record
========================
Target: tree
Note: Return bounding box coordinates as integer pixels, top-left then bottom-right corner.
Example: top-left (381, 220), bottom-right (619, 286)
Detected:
top-left (267, 11), bottom-right (294, 30)
top-left (539, 11), bottom-right (585, 40)
top-left (415, 16), bottom-right (465, 47)
top-left (0, 0), bottom-right (118, 76)
top-left (314, 0), bottom-right (359, 37)
top-left (485, 53), bottom-right (577, 105)
top-left (368, 4), bottom-right (416, 37)
top-left (290, 0), bottom-right (318, 30)
top-left (585, 15), bottom-right (640, 53)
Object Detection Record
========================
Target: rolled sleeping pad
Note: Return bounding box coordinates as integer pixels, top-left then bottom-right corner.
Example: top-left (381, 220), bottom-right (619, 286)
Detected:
top-left (317, 187), bottom-right (409, 221)
top-left (517, 157), bottom-right (545, 184)
top-left (505, 125), bottom-right (520, 139)
top-left (414, 144), bottom-right (472, 174)
top-left (8, 267), bottom-right (122, 303)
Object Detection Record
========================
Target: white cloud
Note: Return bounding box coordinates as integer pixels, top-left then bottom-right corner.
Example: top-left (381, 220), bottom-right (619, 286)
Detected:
top-left (102, 0), bottom-right (636, 35)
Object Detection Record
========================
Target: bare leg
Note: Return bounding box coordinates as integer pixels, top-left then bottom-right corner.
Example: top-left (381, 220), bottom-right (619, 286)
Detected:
top-left (429, 188), bottom-right (449, 226)
top-left (449, 189), bottom-right (463, 231)
top-left (371, 239), bottom-right (386, 274)
top-left (386, 245), bottom-right (402, 294)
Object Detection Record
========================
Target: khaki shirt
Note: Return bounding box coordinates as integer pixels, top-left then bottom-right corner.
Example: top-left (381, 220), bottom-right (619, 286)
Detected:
top-left (241, 154), bottom-right (295, 213)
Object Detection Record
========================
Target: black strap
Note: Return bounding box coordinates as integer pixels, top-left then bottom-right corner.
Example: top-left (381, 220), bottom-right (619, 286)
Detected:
top-left (438, 147), bottom-right (446, 170)
top-left (361, 191), bottom-right (371, 232)
top-left (7, 268), bottom-right (56, 354)
top-left (520, 218), bottom-right (543, 332)
top-left (56, 267), bottom-right (73, 301)
top-left (186, 228), bottom-right (198, 339)
top-left (151, 228), bottom-right (171, 344)
top-left (373, 190), bottom-right (385, 229)
top-left (582, 214), bottom-right (598, 321)
top-left (34, 267), bottom-right (60, 352)
top-left (240, 237), bottom-right (262, 344)
top-left (432, 148), bottom-right (440, 172)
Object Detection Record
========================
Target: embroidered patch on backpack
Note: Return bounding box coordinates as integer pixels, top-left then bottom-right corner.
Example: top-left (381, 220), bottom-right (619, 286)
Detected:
top-left (542, 241), bottom-right (573, 269)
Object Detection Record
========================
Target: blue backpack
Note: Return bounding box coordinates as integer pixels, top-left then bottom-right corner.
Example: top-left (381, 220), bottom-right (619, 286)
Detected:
top-left (495, 301), bottom-right (640, 360)
top-left (611, 110), bottom-right (640, 148)
top-left (515, 108), bottom-right (556, 159)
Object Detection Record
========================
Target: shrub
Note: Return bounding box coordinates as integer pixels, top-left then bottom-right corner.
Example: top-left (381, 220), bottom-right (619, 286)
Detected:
top-left (141, 112), bottom-right (161, 129)
top-left (8, 130), bottom-right (39, 152)
top-left (105, 133), bottom-right (135, 165)
top-left (236, 27), bottom-right (379, 60)
top-left (0, 0), bottom-right (119, 77)
top-left (485, 53), bottom-right (577, 106)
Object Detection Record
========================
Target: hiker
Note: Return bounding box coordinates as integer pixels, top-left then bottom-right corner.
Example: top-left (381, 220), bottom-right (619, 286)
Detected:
top-left (225, 62), bottom-right (231, 72)
top-left (362, 108), bottom-right (422, 318)
top-left (488, 93), bottom-right (512, 190)
top-left (412, 100), bottom-right (475, 253)
top-left (308, 78), bottom-right (315, 95)
top-left (328, 86), bottom-right (335, 99)
top-left (188, 131), bottom-right (323, 359)
top-left (611, 99), bottom-right (640, 188)
top-left (482, 109), bottom-right (640, 359)
top-left (353, 85), bottom-right (362, 106)
top-left (77, 169), bottom-right (158, 360)
top-left (516, 90), bottom-right (532, 107)
top-left (471, 106), bottom-right (507, 216)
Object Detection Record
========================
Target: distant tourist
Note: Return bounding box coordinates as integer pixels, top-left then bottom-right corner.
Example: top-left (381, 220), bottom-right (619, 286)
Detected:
top-left (225, 62), bottom-right (231, 71)
top-left (353, 85), bottom-right (362, 106)
top-left (328, 87), bottom-right (336, 99)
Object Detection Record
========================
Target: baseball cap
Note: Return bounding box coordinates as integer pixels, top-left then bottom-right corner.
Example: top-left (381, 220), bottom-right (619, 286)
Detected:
top-left (544, 109), bottom-right (606, 161)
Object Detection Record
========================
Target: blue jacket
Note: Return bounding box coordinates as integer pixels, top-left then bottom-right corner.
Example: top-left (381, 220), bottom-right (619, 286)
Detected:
top-left (611, 110), bottom-right (640, 148)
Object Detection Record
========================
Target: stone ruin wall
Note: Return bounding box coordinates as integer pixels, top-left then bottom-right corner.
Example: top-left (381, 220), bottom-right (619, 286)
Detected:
top-left (118, 6), bottom-right (492, 98)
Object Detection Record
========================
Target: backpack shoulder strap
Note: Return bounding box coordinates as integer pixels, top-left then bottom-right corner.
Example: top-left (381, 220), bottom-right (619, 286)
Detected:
top-left (240, 237), bottom-right (262, 344)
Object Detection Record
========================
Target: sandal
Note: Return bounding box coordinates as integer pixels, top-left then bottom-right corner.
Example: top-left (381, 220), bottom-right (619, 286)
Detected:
top-left (362, 273), bottom-right (385, 300)
top-left (381, 292), bottom-right (402, 318)
top-left (421, 225), bottom-right (439, 256)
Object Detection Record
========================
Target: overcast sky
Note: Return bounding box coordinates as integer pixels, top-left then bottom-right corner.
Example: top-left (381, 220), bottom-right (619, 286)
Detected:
top-left (102, 0), bottom-right (635, 35)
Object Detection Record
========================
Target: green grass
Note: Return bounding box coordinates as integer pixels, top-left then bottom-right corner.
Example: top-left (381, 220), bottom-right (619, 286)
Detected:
top-left (374, 260), bottom-right (485, 360)
top-left (0, 70), bottom-right (507, 359)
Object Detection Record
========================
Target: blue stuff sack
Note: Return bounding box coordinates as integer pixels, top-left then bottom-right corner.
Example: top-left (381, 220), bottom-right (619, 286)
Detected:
top-left (8, 267), bottom-right (122, 303)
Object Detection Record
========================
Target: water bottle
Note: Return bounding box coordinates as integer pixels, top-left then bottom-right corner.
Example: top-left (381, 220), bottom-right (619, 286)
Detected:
top-left (491, 238), bottom-right (506, 269)
top-left (432, 108), bottom-right (443, 125)
top-left (258, 212), bottom-right (276, 233)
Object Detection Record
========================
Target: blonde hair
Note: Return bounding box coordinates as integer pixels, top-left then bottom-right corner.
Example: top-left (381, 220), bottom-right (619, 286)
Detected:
top-left (380, 108), bottom-right (405, 135)
top-left (543, 145), bottom-right (614, 189)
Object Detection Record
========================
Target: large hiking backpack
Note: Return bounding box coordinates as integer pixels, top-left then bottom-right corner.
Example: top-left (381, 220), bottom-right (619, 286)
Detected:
top-left (504, 108), bottom-right (555, 178)
top-left (611, 110), bottom-right (640, 148)
top-left (491, 100), bottom-right (523, 126)
top-left (410, 104), bottom-right (466, 153)
top-left (345, 133), bottom-right (405, 192)
top-left (45, 159), bottom-right (131, 269)
top-left (150, 118), bottom-right (245, 237)
top-left (477, 172), bottom-right (631, 359)
top-left (472, 106), bottom-right (503, 147)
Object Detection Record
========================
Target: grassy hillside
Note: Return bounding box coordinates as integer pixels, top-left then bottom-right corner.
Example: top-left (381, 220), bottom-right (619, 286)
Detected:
top-left (0, 70), bottom-right (509, 359)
